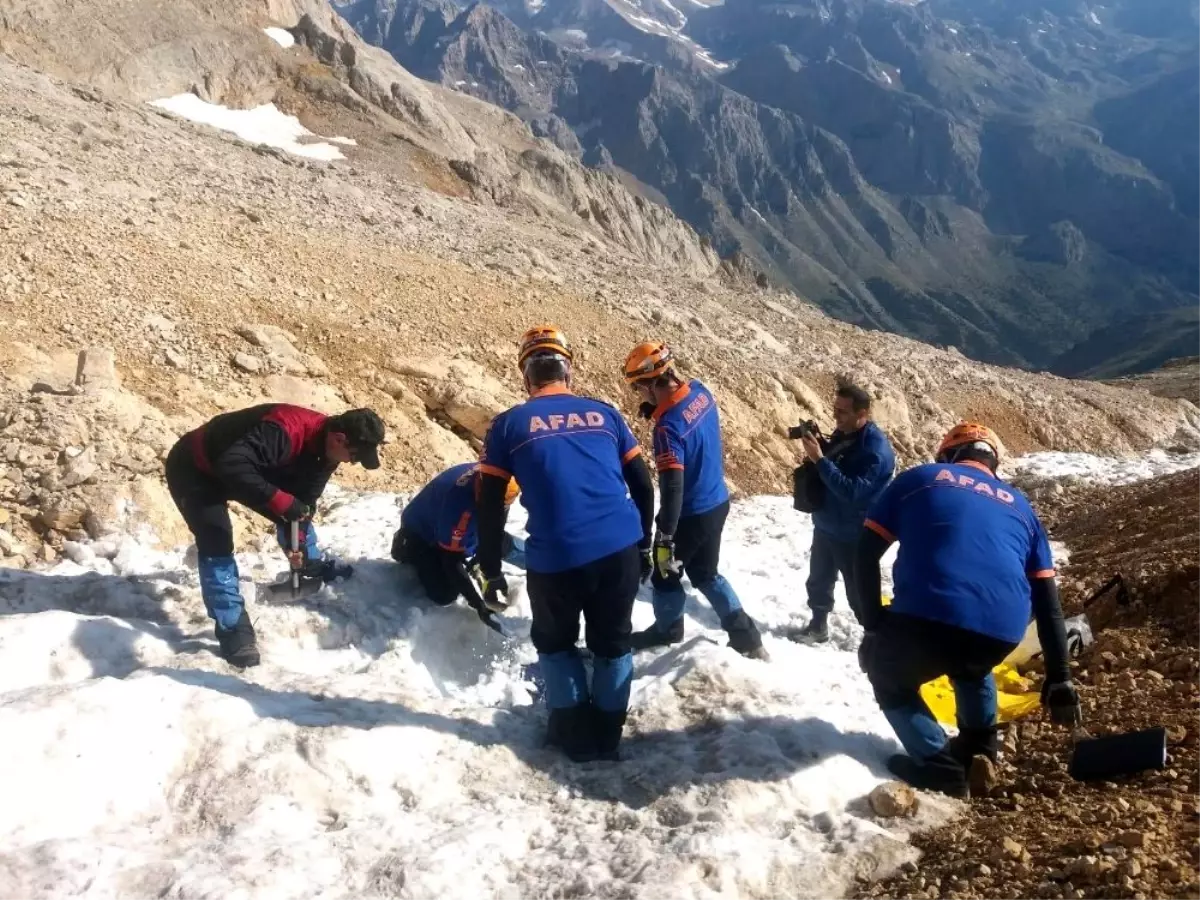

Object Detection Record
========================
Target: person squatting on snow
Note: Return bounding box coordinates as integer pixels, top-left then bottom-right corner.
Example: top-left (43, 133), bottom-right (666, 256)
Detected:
top-left (390, 462), bottom-right (527, 628)
top-left (165, 404), bottom-right (386, 668)
top-left (473, 325), bottom-right (656, 762)
top-left (855, 422), bottom-right (1082, 797)
top-left (793, 382), bottom-right (895, 644)
top-left (622, 341), bottom-right (768, 661)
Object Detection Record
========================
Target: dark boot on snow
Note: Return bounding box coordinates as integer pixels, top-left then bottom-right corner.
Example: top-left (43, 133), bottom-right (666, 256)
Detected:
top-left (216, 610), bottom-right (260, 668)
top-left (790, 613), bottom-right (829, 645)
top-left (591, 708), bottom-right (628, 762)
top-left (630, 617), bottom-right (684, 652)
top-left (886, 750), bottom-right (968, 798)
top-left (545, 704), bottom-right (599, 763)
top-left (722, 610), bottom-right (770, 660)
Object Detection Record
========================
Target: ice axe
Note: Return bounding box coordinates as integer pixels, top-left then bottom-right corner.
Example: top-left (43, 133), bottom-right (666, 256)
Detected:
top-left (287, 519), bottom-right (303, 597)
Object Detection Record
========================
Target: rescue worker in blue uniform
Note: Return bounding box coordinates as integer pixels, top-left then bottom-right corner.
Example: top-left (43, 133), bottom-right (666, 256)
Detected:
top-left (856, 422), bottom-right (1082, 796)
top-left (391, 462), bottom-right (527, 628)
top-left (622, 341), bottom-right (768, 660)
top-left (474, 325), bottom-right (656, 762)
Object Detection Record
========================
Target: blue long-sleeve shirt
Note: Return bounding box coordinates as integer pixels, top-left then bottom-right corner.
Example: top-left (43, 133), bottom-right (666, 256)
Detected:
top-left (812, 421), bottom-right (895, 543)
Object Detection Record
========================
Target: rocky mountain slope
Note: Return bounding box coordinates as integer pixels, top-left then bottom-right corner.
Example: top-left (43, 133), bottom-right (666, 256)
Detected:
top-left (0, 0), bottom-right (1197, 568)
top-left (337, 0), bottom-right (1199, 370)
top-left (1051, 307), bottom-right (1200, 380)
top-left (1106, 357), bottom-right (1200, 406)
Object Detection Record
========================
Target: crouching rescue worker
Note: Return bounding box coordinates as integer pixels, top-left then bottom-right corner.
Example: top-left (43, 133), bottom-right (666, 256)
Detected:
top-left (475, 325), bottom-right (655, 762)
top-left (856, 422), bottom-right (1081, 796)
top-left (623, 341), bottom-right (767, 660)
top-left (165, 404), bottom-right (385, 668)
top-left (391, 462), bottom-right (527, 629)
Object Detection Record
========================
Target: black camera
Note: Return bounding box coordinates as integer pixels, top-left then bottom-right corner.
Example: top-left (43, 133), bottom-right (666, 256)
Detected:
top-left (788, 419), bottom-right (822, 441)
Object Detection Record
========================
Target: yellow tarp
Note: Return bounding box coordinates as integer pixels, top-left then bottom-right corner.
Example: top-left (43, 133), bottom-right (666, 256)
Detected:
top-left (920, 664), bottom-right (1042, 726)
top-left (880, 595), bottom-right (1043, 725)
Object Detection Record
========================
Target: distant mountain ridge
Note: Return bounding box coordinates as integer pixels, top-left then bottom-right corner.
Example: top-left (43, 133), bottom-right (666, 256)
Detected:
top-left (337, 0), bottom-right (1199, 371)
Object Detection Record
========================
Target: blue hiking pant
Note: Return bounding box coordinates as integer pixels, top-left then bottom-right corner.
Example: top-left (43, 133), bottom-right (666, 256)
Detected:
top-left (864, 612), bottom-right (1018, 760)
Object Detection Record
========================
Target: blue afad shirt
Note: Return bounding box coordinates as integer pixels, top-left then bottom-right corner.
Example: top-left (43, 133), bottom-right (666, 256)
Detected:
top-left (652, 379), bottom-right (729, 517)
top-left (400, 462), bottom-right (480, 556)
top-left (480, 385), bottom-right (644, 573)
top-left (864, 462), bottom-right (1057, 644)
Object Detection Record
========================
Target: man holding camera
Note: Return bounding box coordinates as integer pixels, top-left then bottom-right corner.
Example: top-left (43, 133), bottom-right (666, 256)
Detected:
top-left (791, 382), bottom-right (895, 644)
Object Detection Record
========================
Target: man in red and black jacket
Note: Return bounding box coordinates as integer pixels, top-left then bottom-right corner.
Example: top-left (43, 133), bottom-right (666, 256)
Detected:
top-left (165, 403), bottom-right (385, 667)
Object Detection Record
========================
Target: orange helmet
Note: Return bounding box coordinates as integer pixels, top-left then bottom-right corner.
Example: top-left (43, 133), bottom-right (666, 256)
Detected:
top-left (518, 325), bottom-right (572, 367)
top-left (623, 340), bottom-right (674, 384)
top-left (936, 422), bottom-right (1001, 460)
top-left (474, 472), bottom-right (521, 506)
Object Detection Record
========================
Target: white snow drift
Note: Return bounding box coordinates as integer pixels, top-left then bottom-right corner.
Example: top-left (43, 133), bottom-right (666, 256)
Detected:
top-left (0, 492), bottom-right (943, 898)
top-left (0, 450), bottom-right (1193, 897)
top-left (149, 94), bottom-right (354, 161)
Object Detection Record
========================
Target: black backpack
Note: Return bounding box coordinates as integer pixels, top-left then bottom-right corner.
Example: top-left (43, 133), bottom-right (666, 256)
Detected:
top-left (791, 432), bottom-right (859, 514)
top-left (792, 461), bottom-right (826, 513)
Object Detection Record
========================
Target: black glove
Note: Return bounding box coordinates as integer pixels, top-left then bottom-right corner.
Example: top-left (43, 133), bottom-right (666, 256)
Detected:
top-left (480, 572), bottom-right (510, 613)
top-left (282, 497), bottom-right (312, 522)
top-left (857, 631), bottom-right (877, 673)
top-left (639, 547), bottom-right (653, 583)
top-left (1041, 680), bottom-right (1082, 726)
top-left (638, 401), bottom-right (656, 420)
top-left (653, 533), bottom-right (680, 580)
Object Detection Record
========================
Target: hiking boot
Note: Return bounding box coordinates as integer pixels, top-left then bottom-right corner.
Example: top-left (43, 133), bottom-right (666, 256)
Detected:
top-left (886, 750), bottom-right (968, 798)
top-left (790, 614), bottom-right (829, 645)
top-left (216, 610), bottom-right (260, 668)
top-left (591, 707), bottom-right (628, 762)
top-left (301, 555), bottom-right (354, 583)
top-left (722, 610), bottom-right (770, 660)
top-left (630, 618), bottom-right (684, 652)
top-left (948, 726), bottom-right (999, 767)
top-left (545, 705), bottom-right (598, 763)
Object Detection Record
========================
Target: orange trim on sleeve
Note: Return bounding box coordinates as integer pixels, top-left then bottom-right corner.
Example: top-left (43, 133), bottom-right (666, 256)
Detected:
top-left (478, 463), bottom-right (512, 479)
top-left (864, 519), bottom-right (896, 543)
top-left (1030, 569), bottom-right (1057, 579)
top-left (622, 446), bottom-right (642, 464)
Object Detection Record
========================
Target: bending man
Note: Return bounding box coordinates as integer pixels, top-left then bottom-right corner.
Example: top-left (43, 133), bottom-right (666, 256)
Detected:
top-left (856, 422), bottom-right (1081, 796)
top-left (166, 404), bottom-right (385, 667)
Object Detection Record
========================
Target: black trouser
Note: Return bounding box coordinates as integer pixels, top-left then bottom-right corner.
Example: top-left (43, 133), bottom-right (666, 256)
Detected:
top-left (806, 529), bottom-right (859, 620)
top-left (865, 611), bottom-right (1017, 761)
top-left (525, 544), bottom-right (638, 726)
top-left (165, 438), bottom-right (235, 556)
top-left (391, 526), bottom-right (476, 607)
top-left (651, 499), bottom-right (728, 593)
top-left (649, 500), bottom-right (760, 649)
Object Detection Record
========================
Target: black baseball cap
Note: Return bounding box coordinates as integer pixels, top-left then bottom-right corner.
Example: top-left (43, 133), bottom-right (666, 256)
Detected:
top-left (328, 408), bottom-right (385, 469)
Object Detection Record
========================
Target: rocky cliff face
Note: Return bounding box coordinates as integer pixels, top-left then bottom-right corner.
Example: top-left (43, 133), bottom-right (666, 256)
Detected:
top-left (341, 0), bottom-right (1199, 371)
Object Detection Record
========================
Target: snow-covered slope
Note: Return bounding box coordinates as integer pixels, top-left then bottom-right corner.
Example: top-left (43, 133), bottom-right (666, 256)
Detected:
top-left (3, 449), bottom-right (1196, 896)
top-left (0, 488), bottom-right (940, 898)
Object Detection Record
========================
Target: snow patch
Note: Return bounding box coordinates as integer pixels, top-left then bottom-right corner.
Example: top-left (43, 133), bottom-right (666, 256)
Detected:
top-left (0, 487), bottom-right (949, 897)
top-left (263, 26), bottom-right (295, 48)
top-left (881, 70), bottom-right (893, 84)
top-left (1005, 450), bottom-right (1200, 486)
top-left (149, 94), bottom-right (351, 161)
top-left (947, 26), bottom-right (958, 34)
top-left (1088, 10), bottom-right (1101, 24)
